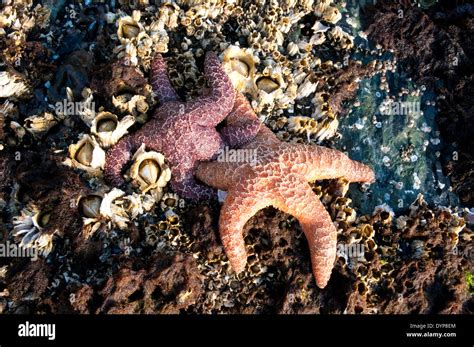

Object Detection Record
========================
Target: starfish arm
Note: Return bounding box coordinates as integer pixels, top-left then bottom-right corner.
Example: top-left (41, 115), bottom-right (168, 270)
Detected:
top-left (344, 157), bottom-right (375, 183)
top-left (185, 52), bottom-right (235, 126)
top-left (274, 178), bottom-right (337, 288)
top-left (294, 145), bottom-right (375, 183)
top-left (220, 92), bottom-right (261, 148)
top-left (252, 126), bottom-right (281, 146)
top-left (104, 134), bottom-right (141, 186)
top-left (195, 161), bottom-right (241, 191)
top-left (170, 166), bottom-right (216, 201)
top-left (219, 186), bottom-right (273, 273)
top-left (151, 53), bottom-right (181, 103)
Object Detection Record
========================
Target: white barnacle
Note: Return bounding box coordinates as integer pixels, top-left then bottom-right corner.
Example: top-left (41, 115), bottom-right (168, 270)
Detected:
top-left (90, 111), bottom-right (135, 148)
top-left (129, 144), bottom-right (171, 200)
top-left (221, 45), bottom-right (260, 96)
top-left (64, 134), bottom-right (106, 177)
top-left (12, 204), bottom-right (54, 257)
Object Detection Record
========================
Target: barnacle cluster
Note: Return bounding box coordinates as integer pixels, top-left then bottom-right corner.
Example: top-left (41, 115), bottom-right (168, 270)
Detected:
top-left (329, 194), bottom-right (471, 314)
top-left (0, 2), bottom-right (49, 97)
top-left (106, 0), bottom-right (360, 144)
top-left (0, 1), bottom-right (171, 257)
top-left (286, 101), bottom-right (337, 142)
top-left (61, 78), bottom-right (168, 240)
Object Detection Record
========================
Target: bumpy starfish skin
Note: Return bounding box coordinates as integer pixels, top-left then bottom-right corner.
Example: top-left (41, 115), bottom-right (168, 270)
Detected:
top-left (219, 93), bottom-right (262, 148)
top-left (105, 52), bottom-right (235, 200)
top-left (197, 93), bottom-right (375, 288)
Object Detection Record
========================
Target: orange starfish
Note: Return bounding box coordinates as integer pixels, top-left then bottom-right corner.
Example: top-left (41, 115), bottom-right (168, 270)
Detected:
top-left (196, 93), bottom-right (375, 288)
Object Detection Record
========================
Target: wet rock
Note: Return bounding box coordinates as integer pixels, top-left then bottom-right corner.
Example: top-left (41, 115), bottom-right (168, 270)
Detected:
top-left (324, 61), bottom-right (375, 117)
top-left (91, 60), bottom-right (148, 100)
top-left (7, 259), bottom-right (51, 303)
top-left (14, 151), bottom-right (89, 237)
top-left (362, 0), bottom-right (474, 205)
top-left (48, 50), bottom-right (94, 102)
top-left (70, 284), bottom-right (94, 314)
top-left (99, 253), bottom-right (203, 314)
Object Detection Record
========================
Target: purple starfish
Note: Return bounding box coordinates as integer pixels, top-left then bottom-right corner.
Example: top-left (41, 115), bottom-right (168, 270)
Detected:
top-left (105, 52), bottom-right (253, 200)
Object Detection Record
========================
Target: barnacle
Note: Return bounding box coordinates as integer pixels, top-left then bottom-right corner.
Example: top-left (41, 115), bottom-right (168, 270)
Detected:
top-left (9, 121), bottom-right (26, 140)
top-left (0, 71), bottom-right (29, 98)
top-left (158, 2), bottom-right (180, 29)
top-left (160, 192), bottom-right (183, 211)
top-left (328, 26), bottom-right (354, 50)
top-left (78, 189), bottom-right (131, 234)
top-left (65, 134), bottom-right (106, 176)
top-left (118, 192), bottom-right (155, 219)
top-left (0, 5), bottom-right (17, 29)
top-left (296, 73), bottom-right (318, 99)
top-left (221, 45), bottom-right (259, 96)
top-left (322, 5), bottom-right (342, 24)
top-left (257, 76), bottom-right (280, 94)
top-left (129, 144), bottom-right (171, 200)
top-left (310, 32), bottom-right (326, 46)
top-left (90, 111), bottom-right (135, 148)
top-left (253, 64), bottom-right (295, 111)
top-left (12, 204), bottom-right (54, 257)
top-left (312, 21), bottom-right (330, 34)
top-left (148, 19), bottom-right (169, 54)
top-left (374, 204), bottom-right (395, 225)
top-left (101, 189), bottom-right (133, 230)
top-left (79, 194), bottom-right (102, 219)
top-left (58, 87), bottom-right (96, 126)
top-left (0, 99), bottom-right (17, 120)
top-left (112, 91), bottom-right (151, 118)
top-left (78, 193), bottom-right (105, 235)
top-left (286, 41), bottom-right (300, 56)
top-left (314, 0), bottom-right (332, 16)
top-left (24, 112), bottom-right (57, 138)
top-left (313, 116), bottom-right (339, 142)
top-left (117, 12), bottom-right (144, 45)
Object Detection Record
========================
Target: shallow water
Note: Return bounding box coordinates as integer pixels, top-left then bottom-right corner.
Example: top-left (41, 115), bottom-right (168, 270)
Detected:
top-left (335, 1), bottom-right (459, 214)
top-left (337, 72), bottom-right (459, 215)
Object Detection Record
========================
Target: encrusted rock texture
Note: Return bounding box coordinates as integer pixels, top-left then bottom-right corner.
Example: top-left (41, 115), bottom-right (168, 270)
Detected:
top-left (1, 160), bottom-right (472, 313)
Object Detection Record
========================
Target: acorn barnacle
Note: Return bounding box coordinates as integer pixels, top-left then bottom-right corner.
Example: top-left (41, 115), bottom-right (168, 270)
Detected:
top-left (90, 111), bottom-right (135, 148)
top-left (66, 134), bottom-right (106, 176)
top-left (129, 144), bottom-right (171, 200)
